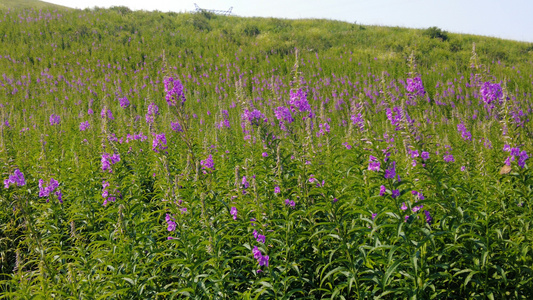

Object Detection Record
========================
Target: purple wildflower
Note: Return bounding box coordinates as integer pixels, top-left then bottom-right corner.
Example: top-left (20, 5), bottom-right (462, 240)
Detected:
top-left (379, 185), bottom-right (386, 196)
top-left (350, 113), bottom-right (365, 131)
top-left (368, 155), bottom-right (381, 171)
top-left (79, 121), bottom-right (90, 131)
top-left (412, 205), bottom-right (423, 213)
top-left (146, 103), bottom-right (159, 124)
top-left (480, 81), bottom-right (503, 106)
top-left (518, 150), bottom-right (529, 168)
top-left (316, 122), bottom-right (330, 137)
top-left (164, 77), bottom-right (186, 106)
top-left (421, 151), bottom-right (430, 161)
top-left (230, 207), bottom-right (237, 220)
top-left (258, 254), bottom-right (269, 267)
top-left (457, 122), bottom-right (472, 141)
top-left (242, 109), bottom-right (266, 127)
top-left (274, 106), bottom-right (294, 123)
top-left (254, 230), bottom-right (266, 244)
top-left (49, 114), bottom-right (61, 126)
top-left (119, 96), bottom-right (130, 108)
top-left (171, 121), bottom-right (183, 132)
top-left (443, 153), bottom-right (455, 163)
top-left (289, 89), bottom-right (312, 117)
top-left (391, 189), bottom-right (400, 198)
top-left (384, 161), bottom-right (396, 179)
top-left (152, 133), bottom-right (168, 153)
top-left (4, 169), bottom-right (25, 188)
top-left (166, 213), bottom-right (176, 232)
top-left (252, 246), bottom-right (262, 260)
top-left (406, 76), bottom-right (426, 98)
top-left (241, 176), bottom-right (249, 189)
top-left (424, 210), bottom-right (432, 224)
top-left (200, 154), bottom-right (214, 170)
top-left (285, 199), bottom-right (295, 207)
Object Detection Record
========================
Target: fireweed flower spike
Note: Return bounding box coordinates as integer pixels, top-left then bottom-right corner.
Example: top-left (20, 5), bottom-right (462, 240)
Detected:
top-left (4, 169), bottom-right (26, 188)
top-left (152, 133), bottom-right (168, 153)
top-left (165, 214), bottom-right (176, 232)
top-left (379, 185), bottom-right (386, 196)
top-left (230, 207), bottom-right (237, 220)
top-left (252, 246), bottom-right (269, 268)
top-left (406, 76), bottom-right (426, 98)
top-left (421, 151), bottom-right (430, 161)
top-left (145, 103), bottom-right (159, 124)
top-left (424, 210), bottom-right (432, 224)
top-left (79, 121), bottom-right (90, 131)
top-left (164, 77), bottom-right (186, 106)
top-left (285, 199), bottom-right (295, 207)
top-left (368, 155), bottom-right (380, 171)
top-left (38, 178), bottom-right (61, 203)
top-left (480, 81), bottom-right (503, 107)
top-left (200, 154), bottom-right (214, 171)
top-left (49, 114), bottom-right (60, 125)
top-left (384, 161), bottom-right (397, 179)
top-left (119, 96), bottom-right (130, 108)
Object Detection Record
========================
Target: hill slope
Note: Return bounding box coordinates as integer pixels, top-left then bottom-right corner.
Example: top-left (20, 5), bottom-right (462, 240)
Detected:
top-left (0, 0), bottom-right (72, 10)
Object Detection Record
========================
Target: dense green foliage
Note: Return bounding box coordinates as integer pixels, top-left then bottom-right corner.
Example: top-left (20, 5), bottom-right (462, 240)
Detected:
top-left (0, 4), bottom-right (532, 299)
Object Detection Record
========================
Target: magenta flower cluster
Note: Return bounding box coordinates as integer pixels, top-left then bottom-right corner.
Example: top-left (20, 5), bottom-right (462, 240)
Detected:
top-left (166, 213), bottom-right (176, 232)
top-left (101, 180), bottom-right (116, 206)
top-left (384, 161), bottom-right (397, 179)
top-left (79, 121), bottom-right (90, 131)
top-left (252, 246), bottom-right (269, 268)
top-left (152, 133), bottom-right (168, 153)
top-left (480, 81), bottom-right (503, 106)
top-left (386, 107), bottom-right (403, 131)
top-left (4, 169), bottom-right (26, 188)
top-left (368, 155), bottom-right (381, 171)
top-left (242, 109), bottom-right (266, 127)
top-left (406, 76), bottom-right (426, 98)
top-left (146, 103), bottom-right (159, 124)
top-left (38, 178), bottom-right (62, 203)
top-left (100, 107), bottom-right (114, 120)
top-left (457, 122), bottom-right (472, 141)
top-left (171, 121), bottom-right (183, 132)
top-left (101, 152), bottom-right (120, 173)
top-left (200, 154), bottom-right (214, 170)
top-left (350, 113), bottom-right (364, 132)
top-left (289, 89), bottom-right (312, 117)
top-left (503, 145), bottom-right (529, 168)
top-left (49, 114), bottom-right (60, 126)
top-left (164, 77), bottom-right (186, 106)
top-left (119, 96), bottom-right (130, 108)
top-left (230, 207), bottom-right (238, 220)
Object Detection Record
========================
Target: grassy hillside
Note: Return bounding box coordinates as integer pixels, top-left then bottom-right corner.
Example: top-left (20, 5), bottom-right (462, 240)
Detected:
top-left (0, 0), bottom-right (72, 10)
top-left (0, 6), bottom-right (532, 299)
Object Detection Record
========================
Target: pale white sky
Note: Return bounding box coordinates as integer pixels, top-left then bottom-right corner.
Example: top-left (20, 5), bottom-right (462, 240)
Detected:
top-left (46, 0), bottom-right (533, 43)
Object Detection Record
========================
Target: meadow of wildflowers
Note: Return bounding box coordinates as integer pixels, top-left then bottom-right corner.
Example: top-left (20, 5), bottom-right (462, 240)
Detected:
top-left (0, 5), bottom-right (532, 299)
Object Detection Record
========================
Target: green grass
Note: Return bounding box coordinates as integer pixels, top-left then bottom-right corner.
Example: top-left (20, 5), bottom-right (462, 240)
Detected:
top-left (0, 0), bottom-right (72, 10)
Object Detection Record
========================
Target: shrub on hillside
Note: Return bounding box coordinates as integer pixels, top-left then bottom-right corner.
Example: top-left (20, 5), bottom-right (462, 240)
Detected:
top-left (424, 26), bottom-right (449, 41)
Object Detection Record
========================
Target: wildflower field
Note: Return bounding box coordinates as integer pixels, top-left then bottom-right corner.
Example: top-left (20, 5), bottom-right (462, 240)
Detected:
top-left (1, 5), bottom-right (533, 299)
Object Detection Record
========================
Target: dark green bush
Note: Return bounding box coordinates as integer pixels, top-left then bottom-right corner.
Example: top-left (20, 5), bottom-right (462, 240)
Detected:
top-left (243, 24), bottom-right (260, 37)
top-left (424, 26), bottom-right (449, 41)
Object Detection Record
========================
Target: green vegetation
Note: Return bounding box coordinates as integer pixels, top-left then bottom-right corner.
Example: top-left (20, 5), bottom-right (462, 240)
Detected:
top-left (0, 0), bottom-right (72, 10)
top-left (0, 4), bottom-right (532, 299)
